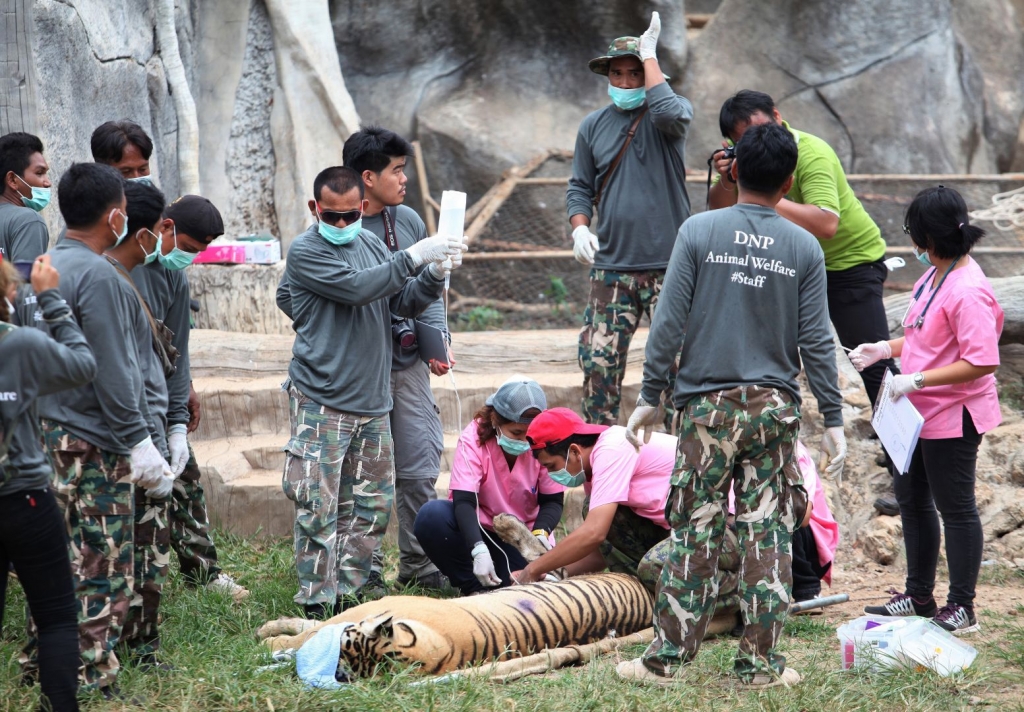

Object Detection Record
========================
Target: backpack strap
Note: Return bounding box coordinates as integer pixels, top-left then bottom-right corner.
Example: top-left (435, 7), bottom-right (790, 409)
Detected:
top-left (593, 107), bottom-right (649, 208)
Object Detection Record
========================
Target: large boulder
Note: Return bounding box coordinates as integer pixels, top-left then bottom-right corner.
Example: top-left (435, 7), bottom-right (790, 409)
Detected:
top-left (679, 0), bottom-right (1024, 175)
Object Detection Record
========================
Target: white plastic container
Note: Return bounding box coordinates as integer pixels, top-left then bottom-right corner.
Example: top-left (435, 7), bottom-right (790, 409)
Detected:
top-left (891, 617), bottom-right (978, 677)
top-left (836, 615), bottom-right (909, 671)
top-left (436, 190), bottom-right (466, 239)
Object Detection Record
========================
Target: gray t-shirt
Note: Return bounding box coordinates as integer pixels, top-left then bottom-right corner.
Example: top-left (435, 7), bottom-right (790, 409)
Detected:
top-left (0, 202), bottom-right (49, 262)
top-left (642, 203), bottom-right (843, 427)
top-left (0, 290), bottom-right (96, 494)
top-left (362, 205), bottom-right (448, 372)
top-left (32, 239), bottom-right (152, 454)
top-left (566, 82), bottom-right (692, 272)
top-left (131, 261), bottom-right (192, 427)
top-left (276, 224), bottom-right (445, 416)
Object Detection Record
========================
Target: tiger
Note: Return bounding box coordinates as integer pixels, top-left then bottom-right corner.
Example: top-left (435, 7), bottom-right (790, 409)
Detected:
top-left (491, 512), bottom-right (567, 579)
top-left (258, 573), bottom-right (654, 679)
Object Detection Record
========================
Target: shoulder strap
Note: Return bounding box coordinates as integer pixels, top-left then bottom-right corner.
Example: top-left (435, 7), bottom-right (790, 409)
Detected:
top-left (104, 257), bottom-right (178, 376)
top-left (593, 107), bottom-right (649, 208)
top-left (105, 258), bottom-right (162, 336)
top-left (381, 206), bottom-right (400, 252)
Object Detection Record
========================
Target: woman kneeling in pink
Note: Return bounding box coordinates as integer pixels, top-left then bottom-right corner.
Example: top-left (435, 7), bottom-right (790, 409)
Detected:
top-left (853, 186), bottom-right (1003, 635)
top-left (414, 378), bottom-right (565, 595)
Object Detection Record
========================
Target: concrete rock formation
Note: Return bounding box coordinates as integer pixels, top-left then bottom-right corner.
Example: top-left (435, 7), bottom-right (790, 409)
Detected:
top-left (857, 516), bottom-right (904, 566)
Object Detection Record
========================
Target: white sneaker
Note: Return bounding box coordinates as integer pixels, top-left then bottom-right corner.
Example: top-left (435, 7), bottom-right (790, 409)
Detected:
top-left (206, 573), bottom-right (250, 601)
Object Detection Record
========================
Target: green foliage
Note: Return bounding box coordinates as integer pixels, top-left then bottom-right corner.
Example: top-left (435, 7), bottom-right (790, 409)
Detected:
top-left (454, 305), bottom-right (504, 331)
top-left (543, 275), bottom-right (569, 309)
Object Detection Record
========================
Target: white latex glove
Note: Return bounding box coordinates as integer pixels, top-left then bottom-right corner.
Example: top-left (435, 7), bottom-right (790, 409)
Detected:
top-left (532, 529), bottom-right (553, 551)
top-left (890, 373), bottom-right (924, 401)
top-left (625, 403), bottom-right (659, 451)
top-left (849, 340), bottom-right (891, 372)
top-left (639, 11), bottom-right (661, 61)
top-left (572, 225), bottom-right (599, 266)
top-left (167, 424), bottom-right (189, 477)
top-left (130, 437), bottom-right (170, 489)
top-left (429, 243), bottom-right (466, 279)
top-left (471, 542), bottom-right (502, 588)
top-left (144, 465), bottom-right (175, 499)
top-left (406, 233), bottom-right (466, 268)
top-left (818, 426), bottom-right (847, 480)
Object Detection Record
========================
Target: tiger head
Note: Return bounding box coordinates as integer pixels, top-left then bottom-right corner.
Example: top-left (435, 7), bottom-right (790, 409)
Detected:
top-left (336, 613), bottom-right (452, 679)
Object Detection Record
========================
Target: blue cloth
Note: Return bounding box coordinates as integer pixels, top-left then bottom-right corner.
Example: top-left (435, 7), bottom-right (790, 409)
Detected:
top-left (295, 624), bottom-right (346, 689)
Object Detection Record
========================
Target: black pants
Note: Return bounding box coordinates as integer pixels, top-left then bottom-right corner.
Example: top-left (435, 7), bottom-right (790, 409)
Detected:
top-left (413, 500), bottom-right (527, 595)
top-left (893, 408), bottom-right (983, 609)
top-left (826, 259), bottom-right (899, 407)
top-left (0, 489), bottom-right (79, 712)
top-left (791, 526), bottom-right (830, 601)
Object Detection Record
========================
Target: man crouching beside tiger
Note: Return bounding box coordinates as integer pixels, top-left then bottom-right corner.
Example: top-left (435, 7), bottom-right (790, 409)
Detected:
top-left (513, 408), bottom-right (739, 616)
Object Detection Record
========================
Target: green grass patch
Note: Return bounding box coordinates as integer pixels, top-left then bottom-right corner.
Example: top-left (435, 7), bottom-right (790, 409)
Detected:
top-left (1, 533), bottom-right (1020, 711)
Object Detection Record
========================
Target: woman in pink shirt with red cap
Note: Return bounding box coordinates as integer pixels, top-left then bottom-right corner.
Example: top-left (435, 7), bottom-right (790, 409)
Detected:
top-left (413, 378), bottom-right (564, 596)
top-left (852, 186), bottom-right (1003, 635)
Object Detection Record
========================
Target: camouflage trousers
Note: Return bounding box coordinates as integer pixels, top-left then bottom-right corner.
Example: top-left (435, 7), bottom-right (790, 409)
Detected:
top-left (578, 269), bottom-right (677, 428)
top-left (171, 444), bottom-right (221, 583)
top-left (23, 420), bottom-right (136, 691)
top-left (642, 387), bottom-right (801, 681)
top-left (282, 386), bottom-right (394, 605)
top-left (120, 489), bottom-right (170, 658)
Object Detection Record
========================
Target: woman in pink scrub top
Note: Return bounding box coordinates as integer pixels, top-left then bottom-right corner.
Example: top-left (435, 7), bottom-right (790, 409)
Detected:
top-left (413, 378), bottom-right (565, 595)
top-left (853, 186), bottom-right (1003, 636)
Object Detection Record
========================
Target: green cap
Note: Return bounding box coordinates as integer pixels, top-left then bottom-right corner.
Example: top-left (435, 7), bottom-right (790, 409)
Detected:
top-left (588, 37), bottom-right (641, 75)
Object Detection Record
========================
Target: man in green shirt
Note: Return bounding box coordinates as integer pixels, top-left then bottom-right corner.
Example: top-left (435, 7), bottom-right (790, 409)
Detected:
top-left (708, 90), bottom-right (898, 409)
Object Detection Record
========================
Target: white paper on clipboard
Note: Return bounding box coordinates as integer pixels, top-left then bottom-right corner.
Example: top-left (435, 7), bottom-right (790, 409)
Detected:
top-left (871, 369), bottom-right (925, 474)
top-left (414, 320), bottom-right (450, 367)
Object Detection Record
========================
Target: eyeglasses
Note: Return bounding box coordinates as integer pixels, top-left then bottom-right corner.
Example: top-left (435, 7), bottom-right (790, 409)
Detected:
top-left (316, 205), bottom-right (362, 226)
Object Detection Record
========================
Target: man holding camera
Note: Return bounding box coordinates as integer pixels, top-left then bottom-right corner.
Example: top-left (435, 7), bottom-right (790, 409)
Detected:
top-left (708, 90), bottom-right (897, 409)
top-left (275, 166), bottom-right (463, 619)
top-left (567, 12), bottom-right (692, 428)
top-left (343, 126), bottom-right (450, 593)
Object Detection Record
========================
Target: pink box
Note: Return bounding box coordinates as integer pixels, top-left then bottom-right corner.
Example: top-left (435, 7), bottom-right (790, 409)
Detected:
top-left (192, 244), bottom-right (247, 265)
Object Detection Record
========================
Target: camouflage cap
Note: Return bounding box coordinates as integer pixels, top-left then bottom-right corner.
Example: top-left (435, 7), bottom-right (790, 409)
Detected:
top-left (588, 37), bottom-right (642, 75)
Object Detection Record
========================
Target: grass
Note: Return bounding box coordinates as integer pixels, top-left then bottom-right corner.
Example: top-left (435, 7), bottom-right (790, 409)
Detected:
top-left (2, 534), bottom-right (1023, 711)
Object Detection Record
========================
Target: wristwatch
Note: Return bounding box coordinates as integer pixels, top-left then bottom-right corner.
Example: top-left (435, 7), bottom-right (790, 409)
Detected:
top-left (912, 372), bottom-right (926, 390)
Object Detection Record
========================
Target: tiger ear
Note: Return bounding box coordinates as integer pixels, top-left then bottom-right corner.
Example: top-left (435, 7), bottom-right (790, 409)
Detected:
top-left (357, 613), bottom-right (394, 640)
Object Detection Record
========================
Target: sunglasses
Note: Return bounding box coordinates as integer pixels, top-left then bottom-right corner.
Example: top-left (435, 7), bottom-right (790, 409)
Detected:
top-left (316, 205), bottom-right (362, 226)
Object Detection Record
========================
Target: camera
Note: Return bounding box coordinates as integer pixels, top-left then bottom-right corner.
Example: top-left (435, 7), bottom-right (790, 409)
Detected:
top-left (391, 316), bottom-right (417, 350)
top-left (720, 144), bottom-right (737, 161)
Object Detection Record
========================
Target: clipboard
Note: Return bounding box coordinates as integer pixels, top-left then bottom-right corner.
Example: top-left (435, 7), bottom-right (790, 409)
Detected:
top-left (870, 369), bottom-right (925, 474)
top-left (414, 320), bottom-right (450, 366)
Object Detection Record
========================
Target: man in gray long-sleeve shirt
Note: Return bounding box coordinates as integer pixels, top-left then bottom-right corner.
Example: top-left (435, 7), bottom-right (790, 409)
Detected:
top-left (275, 166), bottom-right (463, 618)
top-left (616, 124), bottom-right (847, 688)
top-left (567, 14), bottom-right (691, 428)
top-left (344, 127), bottom-right (449, 592)
top-left (0, 132), bottom-right (52, 262)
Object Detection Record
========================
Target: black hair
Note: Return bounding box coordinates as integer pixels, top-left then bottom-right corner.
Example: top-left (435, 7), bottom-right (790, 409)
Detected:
top-left (0, 132), bottom-right (45, 182)
top-left (313, 166), bottom-right (364, 201)
top-left (904, 186), bottom-right (984, 259)
top-left (719, 90), bottom-right (776, 138)
top-left (58, 163), bottom-right (126, 229)
top-left (342, 126), bottom-right (414, 176)
top-left (124, 180), bottom-right (167, 237)
top-left (90, 120), bottom-right (154, 164)
top-left (734, 123), bottom-right (798, 196)
top-left (533, 433), bottom-right (601, 460)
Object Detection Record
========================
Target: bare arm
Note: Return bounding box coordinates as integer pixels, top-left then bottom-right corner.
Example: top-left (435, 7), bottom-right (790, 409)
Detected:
top-left (776, 199), bottom-right (840, 239)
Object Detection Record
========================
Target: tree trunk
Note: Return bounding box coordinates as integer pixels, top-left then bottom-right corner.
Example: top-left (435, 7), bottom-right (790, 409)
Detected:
top-left (154, 0), bottom-right (200, 195)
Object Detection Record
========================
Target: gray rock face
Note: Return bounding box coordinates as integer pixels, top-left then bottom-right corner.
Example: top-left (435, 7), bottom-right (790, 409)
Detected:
top-left (329, 0), bottom-right (687, 204)
top-left (680, 0), bottom-right (1024, 175)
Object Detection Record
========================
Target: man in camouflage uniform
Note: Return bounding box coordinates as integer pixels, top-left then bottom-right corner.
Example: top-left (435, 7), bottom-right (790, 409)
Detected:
top-left (20, 163), bottom-right (175, 694)
top-left (567, 14), bottom-right (691, 428)
top-left (620, 122), bottom-right (847, 687)
top-left (275, 166), bottom-right (461, 618)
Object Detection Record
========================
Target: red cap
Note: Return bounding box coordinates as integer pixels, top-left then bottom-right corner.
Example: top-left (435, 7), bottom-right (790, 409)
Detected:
top-left (526, 408), bottom-right (607, 451)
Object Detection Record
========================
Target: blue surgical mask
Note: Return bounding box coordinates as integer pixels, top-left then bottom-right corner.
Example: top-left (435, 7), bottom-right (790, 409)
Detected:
top-left (548, 449), bottom-right (585, 488)
top-left (16, 175), bottom-right (50, 212)
top-left (139, 228), bottom-right (162, 265)
top-left (497, 426), bottom-right (531, 457)
top-left (913, 245), bottom-right (932, 267)
top-left (110, 209), bottom-right (129, 246)
top-left (317, 208), bottom-right (362, 246)
top-left (608, 85), bottom-right (647, 111)
top-left (128, 175), bottom-right (154, 186)
top-left (158, 225), bottom-right (197, 270)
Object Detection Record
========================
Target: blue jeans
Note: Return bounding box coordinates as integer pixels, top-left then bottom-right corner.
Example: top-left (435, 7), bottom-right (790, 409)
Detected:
top-left (413, 500), bottom-right (527, 595)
